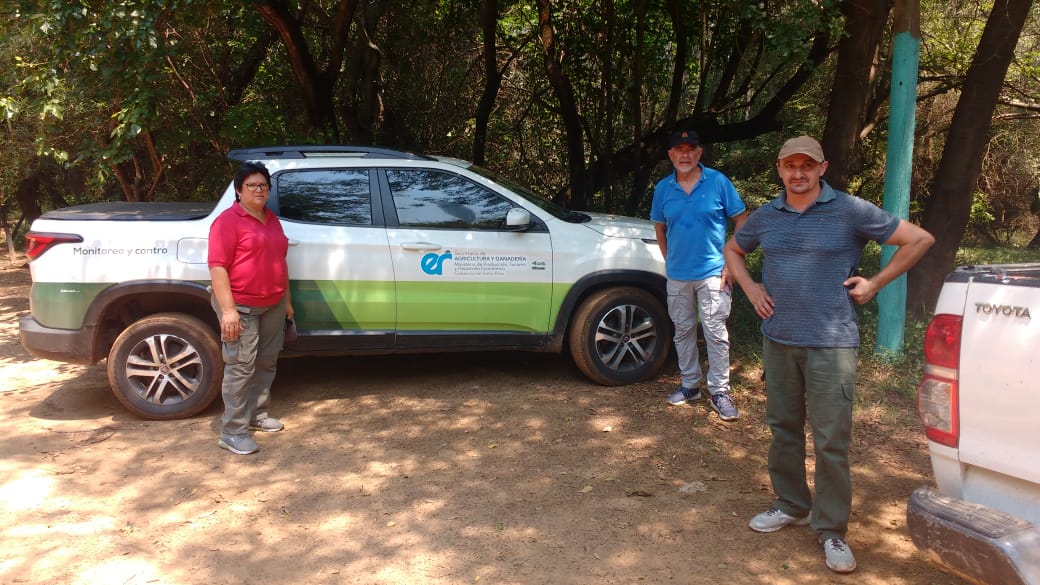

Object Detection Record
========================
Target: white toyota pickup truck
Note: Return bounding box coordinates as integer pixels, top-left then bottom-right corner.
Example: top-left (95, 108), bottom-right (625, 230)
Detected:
top-left (908, 263), bottom-right (1040, 585)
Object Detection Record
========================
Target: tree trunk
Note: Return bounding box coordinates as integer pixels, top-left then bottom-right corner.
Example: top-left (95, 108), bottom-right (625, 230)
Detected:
top-left (1, 199), bottom-right (16, 262)
top-left (661, 0), bottom-right (687, 127)
top-left (257, 0), bottom-right (356, 140)
top-left (600, 0), bottom-right (618, 210)
top-left (1027, 227), bottom-right (1040, 249)
top-left (907, 0), bottom-right (1034, 317)
top-left (627, 0), bottom-right (647, 213)
top-left (821, 0), bottom-right (891, 190)
top-left (472, 0), bottom-right (502, 166)
top-left (223, 29), bottom-right (279, 108)
top-left (14, 173), bottom-right (42, 225)
top-left (537, 0), bottom-right (587, 209)
top-left (623, 0), bottom-right (687, 216)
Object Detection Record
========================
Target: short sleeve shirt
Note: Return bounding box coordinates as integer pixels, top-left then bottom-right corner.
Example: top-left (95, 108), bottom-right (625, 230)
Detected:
top-left (208, 202), bottom-right (289, 307)
top-left (733, 182), bottom-right (900, 347)
top-left (650, 164), bottom-right (746, 281)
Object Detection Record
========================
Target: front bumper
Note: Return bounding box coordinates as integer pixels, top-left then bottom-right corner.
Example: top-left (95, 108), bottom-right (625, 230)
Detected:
top-left (907, 485), bottom-right (1040, 585)
top-left (18, 314), bottom-right (97, 364)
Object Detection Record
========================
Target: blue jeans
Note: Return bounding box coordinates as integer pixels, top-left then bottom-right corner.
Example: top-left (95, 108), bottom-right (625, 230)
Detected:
top-left (212, 296), bottom-right (286, 436)
top-left (762, 337), bottom-right (857, 542)
top-left (666, 276), bottom-right (732, 394)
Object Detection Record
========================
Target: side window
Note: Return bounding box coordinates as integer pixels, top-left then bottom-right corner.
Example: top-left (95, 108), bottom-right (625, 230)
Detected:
top-left (387, 169), bottom-right (513, 229)
top-left (275, 169), bottom-right (372, 225)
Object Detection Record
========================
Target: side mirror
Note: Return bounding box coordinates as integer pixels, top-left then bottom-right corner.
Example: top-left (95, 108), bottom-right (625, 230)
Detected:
top-left (505, 208), bottom-right (531, 231)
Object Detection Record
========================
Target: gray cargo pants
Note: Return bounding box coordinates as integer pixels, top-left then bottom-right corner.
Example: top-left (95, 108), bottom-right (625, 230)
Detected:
top-left (211, 295), bottom-right (286, 436)
top-left (762, 338), bottom-right (857, 542)
top-left (666, 276), bottom-right (732, 394)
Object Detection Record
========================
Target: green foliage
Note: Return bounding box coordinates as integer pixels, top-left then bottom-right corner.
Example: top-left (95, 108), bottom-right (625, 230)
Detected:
top-left (23, 2), bottom-right (177, 155)
top-left (714, 135), bottom-right (791, 211)
top-left (915, 0), bottom-right (1040, 246)
top-left (968, 123), bottom-right (1040, 245)
top-left (968, 190), bottom-right (995, 225)
top-left (954, 242), bottom-right (1040, 265)
top-left (0, 0), bottom-right (1036, 253)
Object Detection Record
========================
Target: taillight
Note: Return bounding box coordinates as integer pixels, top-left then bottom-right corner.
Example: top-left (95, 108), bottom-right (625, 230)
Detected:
top-left (917, 314), bottom-right (961, 447)
top-left (24, 232), bottom-right (83, 260)
top-left (923, 314), bottom-right (961, 369)
top-left (918, 377), bottom-right (959, 447)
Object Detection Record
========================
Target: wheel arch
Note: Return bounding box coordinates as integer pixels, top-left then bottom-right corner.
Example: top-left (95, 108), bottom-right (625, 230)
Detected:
top-left (550, 270), bottom-right (669, 350)
top-left (85, 280), bottom-right (217, 362)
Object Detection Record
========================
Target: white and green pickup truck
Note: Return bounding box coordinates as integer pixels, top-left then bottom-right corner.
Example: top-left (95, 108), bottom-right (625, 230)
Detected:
top-left (908, 263), bottom-right (1040, 585)
top-left (19, 146), bottom-right (672, 420)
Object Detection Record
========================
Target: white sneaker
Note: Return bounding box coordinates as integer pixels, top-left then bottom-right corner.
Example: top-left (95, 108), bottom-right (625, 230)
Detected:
top-left (249, 417), bottom-right (284, 432)
top-left (823, 538), bottom-right (857, 573)
top-left (748, 507), bottom-right (810, 532)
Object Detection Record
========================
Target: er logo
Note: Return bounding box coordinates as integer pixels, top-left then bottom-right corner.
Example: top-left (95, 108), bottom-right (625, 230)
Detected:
top-left (420, 251), bottom-right (453, 275)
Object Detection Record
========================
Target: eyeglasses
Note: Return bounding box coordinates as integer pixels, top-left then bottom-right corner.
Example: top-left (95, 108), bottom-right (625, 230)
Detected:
top-left (244, 182), bottom-right (270, 192)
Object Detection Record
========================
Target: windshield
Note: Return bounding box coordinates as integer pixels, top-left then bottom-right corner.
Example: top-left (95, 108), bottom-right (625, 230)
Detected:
top-left (465, 163), bottom-right (590, 223)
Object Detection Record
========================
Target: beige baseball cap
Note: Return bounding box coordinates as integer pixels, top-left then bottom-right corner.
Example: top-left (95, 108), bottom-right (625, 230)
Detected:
top-left (778, 136), bottom-right (825, 162)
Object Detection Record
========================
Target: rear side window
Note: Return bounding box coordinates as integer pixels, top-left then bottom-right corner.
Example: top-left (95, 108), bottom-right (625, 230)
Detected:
top-left (275, 169), bottom-right (372, 225)
top-left (387, 169), bottom-right (513, 229)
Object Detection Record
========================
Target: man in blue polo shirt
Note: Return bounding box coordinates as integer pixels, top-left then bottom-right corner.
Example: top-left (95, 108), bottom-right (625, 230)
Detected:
top-left (651, 130), bottom-right (747, 421)
top-left (723, 136), bottom-right (933, 573)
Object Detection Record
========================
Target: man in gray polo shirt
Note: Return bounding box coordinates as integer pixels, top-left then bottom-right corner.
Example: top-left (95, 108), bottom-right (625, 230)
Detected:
top-left (722, 136), bottom-right (933, 573)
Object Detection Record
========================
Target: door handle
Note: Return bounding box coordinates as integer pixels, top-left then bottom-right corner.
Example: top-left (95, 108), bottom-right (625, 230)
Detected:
top-left (400, 242), bottom-right (443, 251)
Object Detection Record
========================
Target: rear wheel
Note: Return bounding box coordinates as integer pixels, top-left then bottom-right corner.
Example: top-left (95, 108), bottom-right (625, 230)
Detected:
top-left (568, 287), bottom-right (670, 385)
top-left (107, 313), bottom-right (222, 420)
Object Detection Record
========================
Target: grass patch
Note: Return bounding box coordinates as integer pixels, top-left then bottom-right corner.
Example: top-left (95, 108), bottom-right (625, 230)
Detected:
top-left (955, 242), bottom-right (1039, 265)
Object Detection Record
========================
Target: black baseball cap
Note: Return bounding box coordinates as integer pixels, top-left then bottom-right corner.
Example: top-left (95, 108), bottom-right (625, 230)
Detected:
top-left (668, 130), bottom-right (700, 148)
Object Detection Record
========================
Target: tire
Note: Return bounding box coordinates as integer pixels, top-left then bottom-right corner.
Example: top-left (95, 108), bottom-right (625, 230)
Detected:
top-left (568, 287), bottom-right (671, 386)
top-left (107, 313), bottom-right (222, 420)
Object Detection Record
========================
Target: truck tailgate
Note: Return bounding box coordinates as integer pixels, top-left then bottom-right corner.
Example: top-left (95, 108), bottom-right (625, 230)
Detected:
top-left (959, 275), bottom-right (1040, 486)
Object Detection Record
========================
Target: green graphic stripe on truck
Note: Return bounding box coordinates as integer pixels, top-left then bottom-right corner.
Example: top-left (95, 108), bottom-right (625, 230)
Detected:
top-left (31, 279), bottom-right (571, 334)
top-left (395, 280), bottom-right (552, 332)
top-left (30, 282), bottom-right (114, 329)
top-left (300, 279), bottom-right (396, 330)
top-left (296, 280), bottom-right (561, 332)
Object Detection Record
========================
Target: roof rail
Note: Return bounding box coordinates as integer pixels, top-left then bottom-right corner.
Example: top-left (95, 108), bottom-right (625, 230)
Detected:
top-left (228, 145), bottom-right (434, 161)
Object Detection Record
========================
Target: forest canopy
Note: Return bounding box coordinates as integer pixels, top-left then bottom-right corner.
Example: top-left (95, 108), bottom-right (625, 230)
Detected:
top-left (2, 0), bottom-right (1039, 312)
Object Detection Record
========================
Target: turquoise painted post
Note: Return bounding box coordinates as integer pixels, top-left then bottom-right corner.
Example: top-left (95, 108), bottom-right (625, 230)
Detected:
top-left (877, 2), bottom-right (921, 356)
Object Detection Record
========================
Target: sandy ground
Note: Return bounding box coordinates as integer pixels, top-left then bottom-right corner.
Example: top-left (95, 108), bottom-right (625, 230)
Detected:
top-left (0, 262), bottom-right (964, 585)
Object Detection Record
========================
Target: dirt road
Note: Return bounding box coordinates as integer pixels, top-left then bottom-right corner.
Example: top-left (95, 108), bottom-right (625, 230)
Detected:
top-left (0, 263), bottom-right (962, 584)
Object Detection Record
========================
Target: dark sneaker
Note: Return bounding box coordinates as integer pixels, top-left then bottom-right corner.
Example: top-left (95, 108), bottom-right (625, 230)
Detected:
top-left (249, 417), bottom-right (284, 432)
top-left (218, 433), bottom-right (259, 455)
top-left (823, 538), bottom-right (857, 573)
top-left (667, 386), bottom-right (703, 405)
top-left (749, 507), bottom-right (810, 532)
top-left (709, 392), bottom-right (739, 421)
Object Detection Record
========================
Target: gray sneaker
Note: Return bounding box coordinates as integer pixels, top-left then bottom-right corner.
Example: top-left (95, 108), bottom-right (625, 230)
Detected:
top-left (749, 507), bottom-right (810, 532)
top-left (667, 386), bottom-right (703, 405)
top-left (823, 538), bottom-right (857, 573)
top-left (709, 392), bottom-right (739, 421)
top-left (219, 433), bottom-right (259, 455)
top-left (249, 417), bottom-right (284, 432)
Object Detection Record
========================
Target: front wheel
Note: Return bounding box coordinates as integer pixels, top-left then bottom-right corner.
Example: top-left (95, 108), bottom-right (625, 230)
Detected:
top-left (568, 287), bottom-right (671, 386)
top-left (107, 313), bottom-right (223, 420)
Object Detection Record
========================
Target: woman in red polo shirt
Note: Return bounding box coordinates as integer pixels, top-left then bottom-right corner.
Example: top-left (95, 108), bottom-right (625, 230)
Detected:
top-left (208, 161), bottom-right (293, 455)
